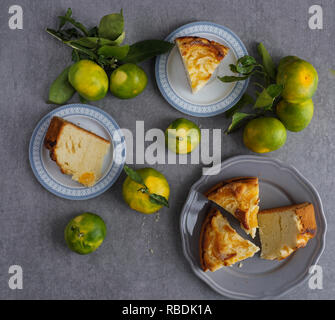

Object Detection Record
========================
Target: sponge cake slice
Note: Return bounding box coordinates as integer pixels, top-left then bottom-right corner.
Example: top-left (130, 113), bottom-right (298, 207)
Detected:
top-left (258, 202), bottom-right (317, 260)
top-left (44, 116), bottom-right (111, 187)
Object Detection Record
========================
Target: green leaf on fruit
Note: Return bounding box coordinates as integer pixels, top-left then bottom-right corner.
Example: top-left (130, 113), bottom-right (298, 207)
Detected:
top-left (149, 194), bottom-right (169, 208)
top-left (124, 165), bottom-right (147, 187)
top-left (254, 84), bottom-right (283, 110)
top-left (226, 112), bottom-right (256, 134)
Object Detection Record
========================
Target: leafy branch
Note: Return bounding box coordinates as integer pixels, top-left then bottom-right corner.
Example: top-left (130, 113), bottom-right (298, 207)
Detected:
top-left (222, 43), bottom-right (282, 133)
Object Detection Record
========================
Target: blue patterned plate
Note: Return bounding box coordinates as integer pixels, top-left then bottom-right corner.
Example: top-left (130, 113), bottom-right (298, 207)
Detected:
top-left (29, 104), bottom-right (126, 200)
top-left (155, 21), bottom-right (249, 117)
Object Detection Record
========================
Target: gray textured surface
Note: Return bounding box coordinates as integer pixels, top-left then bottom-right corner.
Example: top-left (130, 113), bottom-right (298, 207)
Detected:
top-left (0, 0), bottom-right (334, 300)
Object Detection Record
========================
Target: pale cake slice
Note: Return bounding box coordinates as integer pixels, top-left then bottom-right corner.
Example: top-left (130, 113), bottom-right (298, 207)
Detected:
top-left (258, 202), bottom-right (317, 260)
top-left (175, 36), bottom-right (229, 93)
top-left (205, 177), bottom-right (260, 238)
top-left (44, 116), bottom-right (111, 187)
top-left (200, 208), bottom-right (260, 272)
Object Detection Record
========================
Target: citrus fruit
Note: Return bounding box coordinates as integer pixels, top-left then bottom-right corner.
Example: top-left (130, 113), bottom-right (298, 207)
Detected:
top-left (276, 58), bottom-right (318, 103)
top-left (276, 99), bottom-right (314, 132)
top-left (122, 168), bottom-right (170, 214)
top-left (277, 56), bottom-right (300, 72)
top-left (243, 117), bottom-right (287, 153)
top-left (68, 60), bottom-right (109, 101)
top-left (165, 118), bottom-right (201, 154)
top-left (110, 63), bottom-right (148, 99)
top-left (64, 212), bottom-right (106, 255)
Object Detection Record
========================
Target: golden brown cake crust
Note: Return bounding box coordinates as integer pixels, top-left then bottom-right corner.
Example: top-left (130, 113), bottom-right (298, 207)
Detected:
top-left (44, 116), bottom-right (66, 161)
top-left (204, 177), bottom-right (259, 234)
top-left (199, 208), bottom-right (217, 272)
top-left (175, 36), bottom-right (229, 61)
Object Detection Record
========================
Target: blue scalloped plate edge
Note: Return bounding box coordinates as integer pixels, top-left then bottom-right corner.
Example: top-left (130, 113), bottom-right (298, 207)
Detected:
top-left (29, 104), bottom-right (126, 200)
top-left (155, 21), bottom-right (250, 117)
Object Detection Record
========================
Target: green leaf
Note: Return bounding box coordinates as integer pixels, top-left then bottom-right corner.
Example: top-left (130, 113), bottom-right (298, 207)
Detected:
top-left (88, 26), bottom-right (99, 37)
top-left (218, 73), bottom-right (253, 83)
top-left (121, 40), bottom-right (174, 63)
top-left (254, 84), bottom-right (283, 110)
top-left (238, 55), bottom-right (257, 66)
top-left (72, 49), bottom-right (80, 62)
top-left (57, 12), bottom-right (89, 36)
top-left (46, 28), bottom-right (65, 42)
top-left (225, 93), bottom-right (254, 118)
top-left (236, 55), bottom-right (259, 74)
top-left (124, 165), bottom-right (146, 187)
top-left (58, 8), bottom-right (72, 29)
top-left (226, 112), bottom-right (256, 134)
top-left (229, 64), bottom-right (238, 73)
top-left (149, 194), bottom-right (169, 208)
top-left (70, 37), bottom-right (118, 48)
top-left (79, 95), bottom-right (89, 104)
top-left (98, 45), bottom-right (130, 60)
top-left (64, 41), bottom-right (99, 59)
top-left (48, 66), bottom-right (75, 105)
top-left (46, 27), bottom-right (79, 42)
top-left (98, 11), bottom-right (124, 41)
top-left (257, 42), bottom-right (276, 80)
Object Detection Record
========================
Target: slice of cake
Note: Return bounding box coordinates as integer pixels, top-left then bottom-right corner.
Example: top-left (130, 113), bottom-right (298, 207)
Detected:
top-left (200, 208), bottom-right (260, 272)
top-left (44, 116), bottom-right (111, 187)
top-left (205, 177), bottom-right (259, 238)
top-left (175, 36), bottom-right (229, 93)
top-left (258, 202), bottom-right (317, 260)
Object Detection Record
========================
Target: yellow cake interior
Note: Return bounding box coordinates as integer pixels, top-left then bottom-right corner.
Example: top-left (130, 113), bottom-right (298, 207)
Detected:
top-left (258, 203), bottom-right (317, 260)
top-left (53, 123), bottom-right (110, 187)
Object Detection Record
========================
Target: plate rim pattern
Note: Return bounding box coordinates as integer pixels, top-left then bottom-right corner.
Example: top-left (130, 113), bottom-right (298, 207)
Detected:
top-left (29, 103), bottom-right (126, 200)
top-left (155, 21), bottom-right (250, 117)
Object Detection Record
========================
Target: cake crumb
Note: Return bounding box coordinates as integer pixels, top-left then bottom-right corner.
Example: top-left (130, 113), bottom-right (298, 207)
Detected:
top-left (155, 213), bottom-right (160, 222)
top-left (149, 249), bottom-right (154, 254)
top-left (238, 263), bottom-right (243, 268)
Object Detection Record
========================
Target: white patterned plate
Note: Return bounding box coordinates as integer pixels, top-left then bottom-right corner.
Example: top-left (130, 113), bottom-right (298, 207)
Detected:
top-left (29, 104), bottom-right (126, 200)
top-left (155, 21), bottom-right (249, 117)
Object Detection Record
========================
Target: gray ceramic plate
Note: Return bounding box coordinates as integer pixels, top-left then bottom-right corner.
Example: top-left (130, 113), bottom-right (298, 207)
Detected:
top-left (180, 155), bottom-right (327, 299)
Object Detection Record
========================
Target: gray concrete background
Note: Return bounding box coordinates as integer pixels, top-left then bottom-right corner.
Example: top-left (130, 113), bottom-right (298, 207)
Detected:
top-left (0, 0), bottom-right (334, 299)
